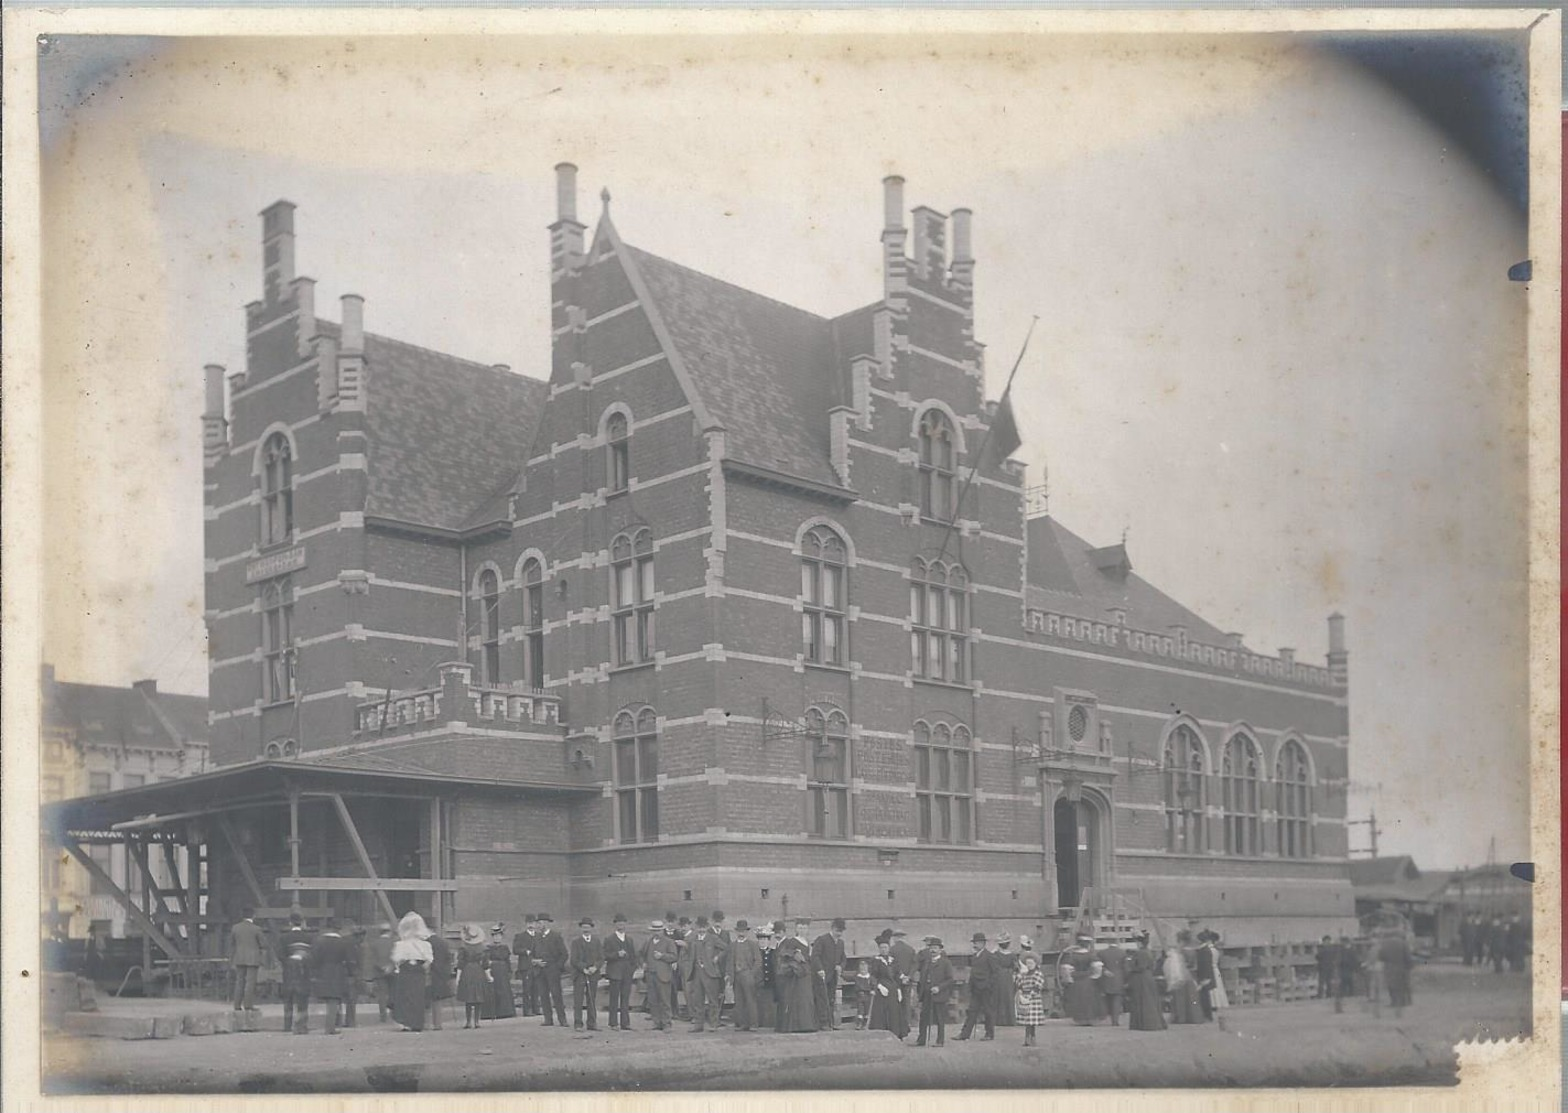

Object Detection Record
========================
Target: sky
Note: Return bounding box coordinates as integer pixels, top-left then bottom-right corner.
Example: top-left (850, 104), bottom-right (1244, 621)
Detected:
top-left (33, 29), bottom-right (1534, 867)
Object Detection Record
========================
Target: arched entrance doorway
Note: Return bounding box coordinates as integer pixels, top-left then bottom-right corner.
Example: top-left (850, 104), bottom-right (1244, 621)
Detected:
top-left (1054, 794), bottom-right (1102, 909)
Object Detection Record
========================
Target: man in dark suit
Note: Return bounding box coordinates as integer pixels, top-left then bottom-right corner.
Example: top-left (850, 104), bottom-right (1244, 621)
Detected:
top-left (812, 918), bottom-right (848, 1029)
top-left (681, 915), bottom-right (729, 1032)
top-left (729, 920), bottom-right (763, 1032)
top-left (278, 912), bottom-right (314, 1034)
top-left (570, 917), bottom-right (604, 1031)
top-left (711, 910), bottom-right (731, 1025)
top-left (228, 906), bottom-right (267, 1012)
top-left (915, 938), bottom-right (956, 1047)
top-left (955, 932), bottom-right (996, 1040)
top-left (427, 925), bottom-right (453, 1031)
top-left (1097, 937), bottom-right (1128, 1027)
top-left (1316, 935), bottom-right (1339, 998)
top-left (534, 913), bottom-right (568, 1026)
top-left (641, 920), bottom-right (680, 1030)
top-left (513, 915), bottom-right (539, 1017)
top-left (311, 917), bottom-right (356, 1035)
top-left (603, 914), bottom-right (638, 1030)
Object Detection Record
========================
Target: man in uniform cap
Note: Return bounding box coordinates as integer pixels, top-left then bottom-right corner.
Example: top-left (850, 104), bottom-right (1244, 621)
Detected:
top-left (534, 913), bottom-right (569, 1026)
top-left (641, 920), bottom-right (679, 1030)
top-left (956, 932), bottom-right (997, 1040)
top-left (604, 914), bottom-right (637, 1031)
top-left (570, 917), bottom-right (604, 1031)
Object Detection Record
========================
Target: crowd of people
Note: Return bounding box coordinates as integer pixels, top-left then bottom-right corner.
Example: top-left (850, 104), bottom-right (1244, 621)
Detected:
top-left (1457, 913), bottom-right (1531, 973)
top-left (228, 904), bottom-right (1300, 1046)
top-left (1313, 931), bottom-right (1416, 1019)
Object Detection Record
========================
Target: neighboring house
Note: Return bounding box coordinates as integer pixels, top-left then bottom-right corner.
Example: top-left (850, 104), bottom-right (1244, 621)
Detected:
top-left (51, 167), bottom-right (1353, 951)
top-left (41, 665), bottom-right (209, 940)
top-left (1350, 856), bottom-right (1529, 952)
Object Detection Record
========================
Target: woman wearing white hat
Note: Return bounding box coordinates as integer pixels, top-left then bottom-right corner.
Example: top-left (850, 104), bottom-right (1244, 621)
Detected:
top-left (390, 912), bottom-right (434, 1032)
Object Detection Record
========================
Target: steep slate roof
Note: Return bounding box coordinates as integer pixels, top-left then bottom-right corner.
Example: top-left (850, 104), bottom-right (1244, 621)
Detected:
top-left (1024, 516), bottom-right (1231, 644)
top-left (358, 330), bottom-right (545, 532)
top-left (44, 676), bottom-right (207, 753)
top-left (625, 245), bottom-right (853, 488)
top-left (1348, 856), bottom-right (1422, 887)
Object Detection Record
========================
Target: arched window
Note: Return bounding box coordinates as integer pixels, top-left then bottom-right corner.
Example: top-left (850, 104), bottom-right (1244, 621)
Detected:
top-left (918, 409), bottom-right (957, 520)
top-left (1276, 740), bottom-right (1313, 858)
top-left (521, 558), bottom-right (545, 691)
top-left (611, 529), bottom-right (655, 666)
top-left (911, 559), bottom-right (969, 683)
top-left (260, 432), bottom-right (294, 546)
top-left (478, 569), bottom-right (502, 685)
top-left (801, 525), bottom-right (848, 666)
top-left (606, 411), bottom-right (630, 493)
top-left (1163, 724), bottom-right (1206, 853)
top-left (260, 578), bottom-right (295, 703)
top-left (613, 707), bottom-right (659, 843)
top-left (805, 707), bottom-right (850, 839)
top-left (1222, 732), bottom-right (1262, 855)
top-left (915, 721), bottom-right (974, 845)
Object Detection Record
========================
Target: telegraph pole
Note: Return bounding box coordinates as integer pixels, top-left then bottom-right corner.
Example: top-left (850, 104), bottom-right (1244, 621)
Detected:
top-left (1347, 809), bottom-right (1381, 857)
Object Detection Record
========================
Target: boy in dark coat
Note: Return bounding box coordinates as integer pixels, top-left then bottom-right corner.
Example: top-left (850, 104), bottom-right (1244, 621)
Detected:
top-left (311, 918), bottom-right (356, 1035)
top-left (915, 939), bottom-right (956, 1047)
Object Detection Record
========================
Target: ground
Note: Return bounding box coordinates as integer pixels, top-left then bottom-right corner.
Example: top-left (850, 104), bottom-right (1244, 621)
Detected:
top-left (43, 964), bottom-right (1533, 1093)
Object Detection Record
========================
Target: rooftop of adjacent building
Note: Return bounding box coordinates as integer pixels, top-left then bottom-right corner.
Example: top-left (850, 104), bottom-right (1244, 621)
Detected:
top-left (41, 664), bottom-right (208, 752)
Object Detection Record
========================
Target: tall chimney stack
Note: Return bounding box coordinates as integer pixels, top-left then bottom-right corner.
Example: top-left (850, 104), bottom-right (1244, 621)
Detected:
top-left (950, 207), bottom-right (975, 299)
top-left (202, 363), bottom-right (229, 466)
top-left (910, 206), bottom-right (947, 280)
top-left (551, 162), bottom-right (586, 272)
top-left (340, 294), bottom-right (364, 353)
top-left (881, 175), bottom-right (909, 302)
top-left (336, 295), bottom-right (366, 411)
top-left (883, 175), bottom-right (906, 232)
top-left (260, 201), bottom-right (297, 306)
top-left (1326, 612), bottom-right (1348, 686)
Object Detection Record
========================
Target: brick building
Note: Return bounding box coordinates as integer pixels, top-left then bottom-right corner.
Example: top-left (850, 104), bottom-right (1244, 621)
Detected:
top-left (167, 166), bottom-right (1354, 946)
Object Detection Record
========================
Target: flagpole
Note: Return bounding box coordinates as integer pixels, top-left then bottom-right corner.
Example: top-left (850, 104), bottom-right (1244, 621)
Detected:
top-left (933, 316), bottom-right (1038, 568)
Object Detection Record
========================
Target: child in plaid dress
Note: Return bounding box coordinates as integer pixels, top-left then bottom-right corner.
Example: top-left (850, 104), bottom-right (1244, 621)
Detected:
top-left (853, 961), bottom-right (874, 1030)
top-left (1015, 953), bottom-right (1047, 1047)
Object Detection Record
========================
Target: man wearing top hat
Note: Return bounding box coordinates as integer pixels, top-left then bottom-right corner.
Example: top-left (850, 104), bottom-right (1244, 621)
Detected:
top-left (533, 913), bottom-right (569, 1026)
top-left (603, 914), bottom-right (638, 1030)
top-left (642, 920), bottom-right (680, 1030)
top-left (513, 915), bottom-right (539, 1017)
top-left (812, 918), bottom-right (848, 1029)
top-left (915, 938), bottom-right (956, 1047)
top-left (955, 932), bottom-right (997, 1040)
top-left (570, 917), bottom-right (605, 1031)
top-left (729, 919), bottom-right (763, 1032)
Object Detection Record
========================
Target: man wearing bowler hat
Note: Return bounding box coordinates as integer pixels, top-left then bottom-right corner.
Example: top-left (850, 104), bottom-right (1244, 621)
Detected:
top-left (729, 919), bottom-right (763, 1032)
top-left (813, 918), bottom-right (848, 1029)
top-left (570, 917), bottom-right (604, 1031)
top-left (603, 914), bottom-right (637, 1031)
top-left (533, 913), bottom-right (569, 1026)
top-left (956, 932), bottom-right (997, 1040)
top-left (916, 938), bottom-right (956, 1047)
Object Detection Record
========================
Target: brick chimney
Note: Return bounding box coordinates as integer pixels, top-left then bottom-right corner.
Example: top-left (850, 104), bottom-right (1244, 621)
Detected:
top-left (260, 200), bottom-right (296, 305)
top-left (202, 363), bottom-right (229, 467)
top-left (132, 679), bottom-right (157, 696)
top-left (910, 206), bottom-right (947, 281)
top-left (1326, 612), bottom-right (1348, 686)
top-left (337, 294), bottom-right (366, 411)
top-left (881, 175), bottom-right (908, 301)
top-left (950, 207), bottom-right (974, 296)
top-left (551, 162), bottom-right (586, 273)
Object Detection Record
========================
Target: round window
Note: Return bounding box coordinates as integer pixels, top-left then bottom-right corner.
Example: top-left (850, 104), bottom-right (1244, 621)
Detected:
top-left (1068, 705), bottom-right (1089, 743)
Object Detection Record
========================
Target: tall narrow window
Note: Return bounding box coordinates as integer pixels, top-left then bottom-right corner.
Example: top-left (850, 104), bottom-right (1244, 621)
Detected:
top-left (801, 525), bottom-right (848, 666)
top-left (1222, 733), bottom-right (1262, 855)
top-left (522, 558), bottom-right (545, 691)
top-left (611, 529), bottom-right (655, 666)
top-left (606, 412), bottom-right (630, 493)
top-left (911, 559), bottom-right (969, 683)
top-left (260, 432), bottom-right (294, 546)
top-left (1162, 724), bottom-right (1206, 853)
top-left (613, 707), bottom-right (659, 843)
top-left (805, 708), bottom-right (850, 838)
top-left (918, 409), bottom-right (957, 520)
top-left (478, 569), bottom-right (502, 685)
top-left (261, 578), bottom-right (296, 703)
top-left (1276, 740), bottom-right (1313, 858)
top-left (915, 721), bottom-right (974, 845)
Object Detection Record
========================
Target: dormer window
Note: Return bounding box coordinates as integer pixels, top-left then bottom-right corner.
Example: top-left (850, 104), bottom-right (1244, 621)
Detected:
top-left (606, 411), bottom-right (630, 494)
top-left (918, 409), bottom-right (956, 520)
top-left (260, 432), bottom-right (294, 546)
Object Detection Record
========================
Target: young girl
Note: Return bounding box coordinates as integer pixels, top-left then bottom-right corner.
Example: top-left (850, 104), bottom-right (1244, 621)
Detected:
top-left (1015, 953), bottom-right (1047, 1047)
top-left (853, 960), bottom-right (874, 1029)
top-left (456, 923), bottom-right (492, 1030)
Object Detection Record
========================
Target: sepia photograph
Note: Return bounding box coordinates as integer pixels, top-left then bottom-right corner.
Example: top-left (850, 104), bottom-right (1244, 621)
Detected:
top-left (3, 8), bottom-right (1559, 1107)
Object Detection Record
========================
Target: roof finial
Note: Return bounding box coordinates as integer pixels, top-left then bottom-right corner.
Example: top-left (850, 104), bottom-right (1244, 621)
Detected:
top-left (600, 186), bottom-right (611, 211)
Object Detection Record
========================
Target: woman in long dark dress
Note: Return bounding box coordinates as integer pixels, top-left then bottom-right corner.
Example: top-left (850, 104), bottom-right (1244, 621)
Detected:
top-left (482, 925), bottom-right (516, 1020)
top-left (455, 923), bottom-right (491, 1029)
top-left (774, 924), bottom-right (820, 1033)
top-left (390, 912), bottom-right (433, 1031)
top-left (1062, 935), bottom-right (1103, 1026)
top-left (867, 940), bottom-right (904, 1036)
top-left (1125, 933), bottom-right (1167, 1031)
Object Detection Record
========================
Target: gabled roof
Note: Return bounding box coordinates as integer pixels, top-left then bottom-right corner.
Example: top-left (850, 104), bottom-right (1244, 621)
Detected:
top-left (1348, 855), bottom-right (1422, 887)
top-left (1024, 516), bottom-right (1230, 644)
top-left (356, 329), bottom-right (546, 534)
top-left (621, 243), bottom-right (859, 489)
top-left (43, 675), bottom-right (207, 753)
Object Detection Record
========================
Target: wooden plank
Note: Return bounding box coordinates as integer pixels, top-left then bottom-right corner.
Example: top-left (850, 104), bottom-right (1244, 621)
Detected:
top-left (276, 877), bottom-right (459, 892)
top-left (216, 813), bottom-right (268, 909)
top-left (60, 839), bottom-right (186, 959)
top-left (328, 793), bottom-right (399, 924)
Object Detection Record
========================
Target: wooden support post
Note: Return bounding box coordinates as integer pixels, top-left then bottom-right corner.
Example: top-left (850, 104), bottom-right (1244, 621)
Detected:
top-left (429, 796), bottom-right (443, 929)
top-left (129, 839), bottom-right (178, 935)
top-left (60, 838), bottom-right (185, 960)
top-left (216, 812), bottom-right (268, 910)
top-left (287, 786), bottom-right (302, 914)
top-left (329, 793), bottom-right (398, 925)
top-left (186, 822), bottom-right (203, 955)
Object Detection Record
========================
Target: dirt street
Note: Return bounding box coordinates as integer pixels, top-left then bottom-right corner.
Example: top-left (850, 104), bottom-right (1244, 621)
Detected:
top-left (43, 964), bottom-right (1531, 1093)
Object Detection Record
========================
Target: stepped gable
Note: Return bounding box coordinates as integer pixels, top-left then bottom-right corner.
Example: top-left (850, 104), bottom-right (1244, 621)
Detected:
top-left (357, 328), bottom-right (545, 533)
top-left (1025, 515), bottom-right (1230, 644)
top-left (624, 245), bottom-right (853, 488)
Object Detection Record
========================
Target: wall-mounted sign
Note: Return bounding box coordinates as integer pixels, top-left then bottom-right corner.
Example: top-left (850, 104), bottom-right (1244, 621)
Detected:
top-left (245, 545), bottom-right (306, 584)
